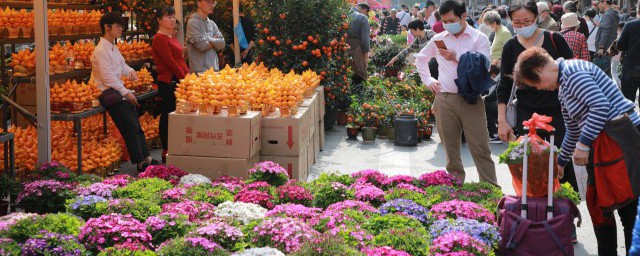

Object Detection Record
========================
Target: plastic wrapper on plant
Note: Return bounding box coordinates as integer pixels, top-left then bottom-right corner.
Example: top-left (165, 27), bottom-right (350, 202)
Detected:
top-left (499, 113), bottom-right (560, 197)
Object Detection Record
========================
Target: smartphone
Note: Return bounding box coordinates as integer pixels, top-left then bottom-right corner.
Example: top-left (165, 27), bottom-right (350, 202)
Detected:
top-left (435, 40), bottom-right (447, 50)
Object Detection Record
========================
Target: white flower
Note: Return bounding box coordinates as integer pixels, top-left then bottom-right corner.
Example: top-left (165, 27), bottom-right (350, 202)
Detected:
top-left (232, 247), bottom-right (285, 256)
top-left (214, 201), bottom-right (267, 225)
top-left (179, 174), bottom-right (211, 185)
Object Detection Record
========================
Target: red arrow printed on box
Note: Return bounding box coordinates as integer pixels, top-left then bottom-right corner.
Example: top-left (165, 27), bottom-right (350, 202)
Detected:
top-left (286, 126), bottom-right (294, 149)
top-left (287, 164), bottom-right (293, 178)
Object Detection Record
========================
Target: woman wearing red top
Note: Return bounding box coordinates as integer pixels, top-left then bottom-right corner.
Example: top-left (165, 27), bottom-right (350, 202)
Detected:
top-left (152, 6), bottom-right (189, 162)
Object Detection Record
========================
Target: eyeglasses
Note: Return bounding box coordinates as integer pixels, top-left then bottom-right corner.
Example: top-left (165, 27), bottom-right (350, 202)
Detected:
top-left (512, 19), bottom-right (535, 27)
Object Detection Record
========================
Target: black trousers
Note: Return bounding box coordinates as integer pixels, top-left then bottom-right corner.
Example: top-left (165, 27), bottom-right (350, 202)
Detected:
top-left (157, 81), bottom-right (177, 150)
top-left (620, 71), bottom-right (640, 106)
top-left (516, 107), bottom-right (579, 192)
top-left (484, 84), bottom-right (498, 136)
top-left (106, 100), bottom-right (150, 164)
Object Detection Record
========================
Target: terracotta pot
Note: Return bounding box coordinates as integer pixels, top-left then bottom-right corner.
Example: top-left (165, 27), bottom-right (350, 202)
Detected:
top-left (362, 127), bottom-right (378, 142)
top-left (337, 109), bottom-right (348, 126)
top-left (346, 126), bottom-right (359, 139)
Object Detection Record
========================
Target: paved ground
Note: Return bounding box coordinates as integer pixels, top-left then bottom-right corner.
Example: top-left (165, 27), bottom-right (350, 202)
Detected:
top-left (121, 125), bottom-right (628, 255)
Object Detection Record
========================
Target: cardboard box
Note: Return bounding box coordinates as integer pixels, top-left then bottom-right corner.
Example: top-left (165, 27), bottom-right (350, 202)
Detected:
top-left (168, 110), bottom-right (262, 158)
top-left (319, 120), bottom-right (325, 151)
top-left (261, 146), bottom-right (309, 181)
top-left (316, 88), bottom-right (325, 122)
top-left (301, 93), bottom-right (318, 124)
top-left (13, 105), bottom-right (36, 127)
top-left (261, 107), bottom-right (312, 156)
top-left (313, 128), bottom-right (320, 159)
top-left (16, 83), bottom-right (37, 105)
top-left (167, 154), bottom-right (260, 179)
top-left (306, 139), bottom-right (315, 166)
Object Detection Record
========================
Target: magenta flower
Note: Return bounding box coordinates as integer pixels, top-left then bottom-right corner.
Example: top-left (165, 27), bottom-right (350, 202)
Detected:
top-left (234, 190), bottom-right (274, 209)
top-left (78, 213), bottom-right (152, 252)
top-left (102, 174), bottom-right (134, 187)
top-left (351, 183), bottom-right (386, 207)
top-left (138, 165), bottom-right (187, 186)
top-left (430, 200), bottom-right (496, 224)
top-left (192, 221), bottom-right (244, 250)
top-left (184, 237), bottom-right (224, 252)
top-left (325, 200), bottom-right (378, 213)
top-left (361, 246), bottom-right (412, 256)
top-left (394, 183), bottom-right (426, 194)
top-left (251, 217), bottom-right (319, 253)
top-left (266, 204), bottom-right (322, 226)
top-left (16, 180), bottom-right (75, 203)
top-left (162, 187), bottom-right (187, 202)
top-left (276, 184), bottom-right (313, 206)
top-left (382, 175), bottom-right (416, 188)
top-left (161, 200), bottom-right (216, 223)
top-left (418, 170), bottom-right (460, 188)
top-left (243, 181), bottom-right (274, 193)
top-left (76, 183), bottom-right (118, 198)
top-left (430, 231), bottom-right (491, 256)
top-left (247, 161), bottom-right (290, 187)
top-left (351, 169), bottom-right (388, 187)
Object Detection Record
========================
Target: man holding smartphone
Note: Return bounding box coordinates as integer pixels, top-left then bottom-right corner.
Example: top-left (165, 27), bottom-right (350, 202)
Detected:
top-left (415, 0), bottom-right (498, 187)
top-left (92, 12), bottom-right (157, 172)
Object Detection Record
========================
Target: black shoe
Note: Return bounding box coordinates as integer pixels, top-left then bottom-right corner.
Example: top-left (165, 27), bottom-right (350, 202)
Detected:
top-left (137, 162), bottom-right (150, 173)
top-left (489, 135), bottom-right (502, 144)
top-left (149, 159), bottom-right (160, 165)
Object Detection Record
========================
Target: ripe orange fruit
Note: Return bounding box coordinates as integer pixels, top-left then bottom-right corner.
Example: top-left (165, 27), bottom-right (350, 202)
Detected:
top-left (307, 36), bottom-right (313, 42)
top-left (280, 13), bottom-right (286, 19)
top-left (258, 39), bottom-right (264, 45)
top-left (275, 40), bottom-right (281, 46)
top-left (313, 39), bottom-right (318, 44)
top-left (263, 28), bottom-right (269, 34)
top-left (293, 45), bottom-right (298, 50)
top-left (302, 61), bottom-right (308, 67)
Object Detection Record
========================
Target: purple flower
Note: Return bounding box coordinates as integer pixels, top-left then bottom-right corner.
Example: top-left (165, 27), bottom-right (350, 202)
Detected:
top-left (102, 174), bottom-right (134, 187)
top-left (162, 187), bottom-right (187, 202)
top-left (75, 183), bottom-right (118, 198)
top-left (379, 199), bottom-right (429, 224)
top-left (248, 161), bottom-right (288, 175)
top-left (243, 181), bottom-right (273, 193)
top-left (184, 237), bottom-right (224, 252)
top-left (16, 180), bottom-right (75, 204)
top-left (430, 231), bottom-right (491, 255)
top-left (361, 246), bottom-right (412, 256)
top-left (429, 218), bottom-right (501, 248)
top-left (325, 200), bottom-right (378, 213)
top-left (351, 183), bottom-right (386, 207)
top-left (395, 183), bottom-right (426, 194)
top-left (418, 170), bottom-right (460, 188)
top-left (430, 200), bottom-right (496, 225)
top-left (192, 221), bottom-right (244, 249)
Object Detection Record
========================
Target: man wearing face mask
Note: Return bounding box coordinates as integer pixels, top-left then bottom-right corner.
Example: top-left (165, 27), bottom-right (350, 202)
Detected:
top-left (415, 0), bottom-right (498, 187)
top-left (537, 2), bottom-right (560, 31)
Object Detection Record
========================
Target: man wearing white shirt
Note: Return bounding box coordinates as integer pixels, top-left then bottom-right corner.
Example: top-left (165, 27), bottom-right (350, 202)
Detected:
top-left (398, 4), bottom-right (412, 27)
top-left (92, 12), bottom-right (157, 172)
top-left (415, 0), bottom-right (498, 186)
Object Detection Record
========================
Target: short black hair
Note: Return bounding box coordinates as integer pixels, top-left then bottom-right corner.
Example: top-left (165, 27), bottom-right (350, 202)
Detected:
top-left (434, 10), bottom-right (441, 20)
top-left (619, 22), bottom-right (626, 29)
top-left (239, 4), bottom-right (244, 13)
top-left (497, 7), bottom-right (508, 18)
top-left (100, 12), bottom-right (127, 34)
top-left (155, 6), bottom-right (175, 21)
top-left (584, 8), bottom-right (597, 18)
top-left (407, 19), bottom-right (425, 30)
top-left (382, 10), bottom-right (390, 16)
top-left (439, 0), bottom-right (467, 18)
top-left (508, 0), bottom-right (539, 19)
top-left (553, 0), bottom-right (560, 5)
top-left (357, 3), bottom-right (370, 13)
top-left (401, 4), bottom-right (407, 8)
top-left (425, 1), bottom-right (436, 7)
top-left (631, 11), bottom-right (637, 17)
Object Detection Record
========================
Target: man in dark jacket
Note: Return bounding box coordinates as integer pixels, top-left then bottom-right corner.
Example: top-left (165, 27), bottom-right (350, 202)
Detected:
top-left (617, 2), bottom-right (640, 104)
top-left (595, 0), bottom-right (620, 55)
top-left (347, 3), bottom-right (371, 87)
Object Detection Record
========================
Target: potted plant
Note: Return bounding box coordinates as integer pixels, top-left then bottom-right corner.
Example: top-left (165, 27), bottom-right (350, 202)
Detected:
top-left (346, 114), bottom-right (360, 140)
top-left (360, 101), bottom-right (380, 142)
top-left (370, 43), bottom-right (405, 78)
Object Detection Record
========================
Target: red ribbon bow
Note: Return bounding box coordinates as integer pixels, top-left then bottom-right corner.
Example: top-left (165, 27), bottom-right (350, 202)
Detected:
top-left (521, 113), bottom-right (554, 153)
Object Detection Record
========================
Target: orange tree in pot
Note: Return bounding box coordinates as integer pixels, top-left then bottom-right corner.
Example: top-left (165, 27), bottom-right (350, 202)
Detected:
top-left (252, 0), bottom-right (352, 116)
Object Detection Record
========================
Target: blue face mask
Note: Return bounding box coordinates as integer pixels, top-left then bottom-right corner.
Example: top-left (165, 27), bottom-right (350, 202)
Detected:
top-left (443, 21), bottom-right (463, 34)
top-left (513, 23), bottom-right (537, 39)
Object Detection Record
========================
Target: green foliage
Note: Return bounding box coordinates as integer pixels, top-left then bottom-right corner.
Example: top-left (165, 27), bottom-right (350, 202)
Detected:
top-left (3, 213), bottom-right (84, 243)
top-left (101, 199), bottom-right (161, 222)
top-left (313, 209), bottom-right (378, 233)
top-left (423, 185), bottom-right (458, 208)
top-left (311, 172), bottom-right (356, 188)
top-left (157, 237), bottom-right (231, 256)
top-left (0, 173), bottom-right (19, 200)
top-left (370, 43), bottom-right (405, 73)
top-left (388, 34), bottom-right (408, 46)
top-left (75, 174), bottom-right (104, 186)
top-left (98, 248), bottom-right (158, 256)
top-left (0, 238), bottom-right (20, 255)
top-left (458, 183), bottom-right (504, 211)
top-left (113, 178), bottom-right (172, 203)
top-left (371, 227), bottom-right (431, 256)
top-left (291, 234), bottom-right (364, 256)
top-left (65, 197), bottom-right (107, 220)
top-left (363, 213), bottom-right (424, 236)
top-left (554, 182), bottom-right (581, 205)
top-left (147, 214), bottom-right (194, 247)
top-left (312, 182), bottom-right (354, 209)
top-left (186, 183), bottom-right (234, 206)
top-left (385, 188), bottom-right (429, 207)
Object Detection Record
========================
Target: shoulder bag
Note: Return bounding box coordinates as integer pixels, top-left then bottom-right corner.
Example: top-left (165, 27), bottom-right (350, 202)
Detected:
top-left (506, 82), bottom-right (518, 128)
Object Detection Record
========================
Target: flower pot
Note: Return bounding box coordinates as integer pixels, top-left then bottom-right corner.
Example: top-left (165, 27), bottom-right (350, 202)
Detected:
top-left (280, 107), bottom-right (291, 117)
top-left (7, 28), bottom-right (19, 38)
top-left (0, 200), bottom-right (8, 216)
top-left (346, 126), bottom-right (359, 139)
top-left (337, 109), bottom-right (348, 126)
top-left (377, 123), bottom-right (387, 138)
top-left (20, 27), bottom-right (32, 38)
top-left (424, 124), bottom-right (434, 140)
top-left (386, 124), bottom-right (395, 141)
top-left (418, 129), bottom-right (424, 143)
top-left (361, 127), bottom-right (378, 142)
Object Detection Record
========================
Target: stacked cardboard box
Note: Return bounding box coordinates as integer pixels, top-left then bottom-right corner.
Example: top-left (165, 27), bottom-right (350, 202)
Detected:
top-left (15, 83), bottom-right (37, 127)
top-left (315, 86), bottom-right (326, 152)
top-left (260, 94), bottom-right (318, 181)
top-left (167, 110), bottom-right (262, 179)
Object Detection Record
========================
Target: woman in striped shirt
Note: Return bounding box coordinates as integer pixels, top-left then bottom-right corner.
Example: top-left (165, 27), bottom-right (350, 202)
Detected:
top-left (514, 47), bottom-right (640, 255)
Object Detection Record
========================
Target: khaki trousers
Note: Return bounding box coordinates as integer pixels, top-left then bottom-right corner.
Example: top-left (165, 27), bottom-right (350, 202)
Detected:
top-left (433, 93), bottom-right (498, 186)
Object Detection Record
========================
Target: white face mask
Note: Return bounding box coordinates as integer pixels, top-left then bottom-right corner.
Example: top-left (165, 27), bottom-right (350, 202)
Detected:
top-left (514, 22), bottom-right (538, 38)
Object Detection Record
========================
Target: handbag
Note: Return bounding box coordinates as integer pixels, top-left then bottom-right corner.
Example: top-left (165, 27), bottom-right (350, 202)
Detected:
top-left (99, 88), bottom-right (124, 107)
top-left (506, 82), bottom-right (518, 128)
